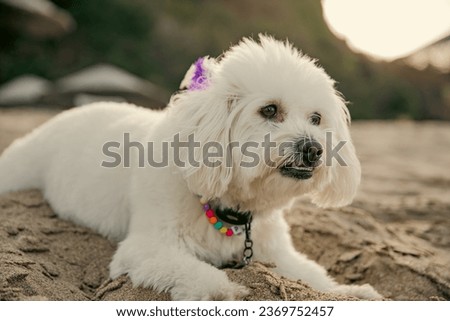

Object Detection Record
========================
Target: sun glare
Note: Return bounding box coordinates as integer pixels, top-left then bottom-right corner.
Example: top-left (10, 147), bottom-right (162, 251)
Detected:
top-left (321, 0), bottom-right (450, 60)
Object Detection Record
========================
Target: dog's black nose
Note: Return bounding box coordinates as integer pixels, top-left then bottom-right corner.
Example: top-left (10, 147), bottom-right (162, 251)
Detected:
top-left (296, 138), bottom-right (323, 166)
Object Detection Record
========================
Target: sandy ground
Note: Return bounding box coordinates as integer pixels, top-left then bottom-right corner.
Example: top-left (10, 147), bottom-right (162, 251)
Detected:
top-left (0, 108), bottom-right (449, 301)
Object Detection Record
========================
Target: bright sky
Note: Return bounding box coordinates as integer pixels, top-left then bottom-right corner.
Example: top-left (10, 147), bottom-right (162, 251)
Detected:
top-left (321, 0), bottom-right (450, 60)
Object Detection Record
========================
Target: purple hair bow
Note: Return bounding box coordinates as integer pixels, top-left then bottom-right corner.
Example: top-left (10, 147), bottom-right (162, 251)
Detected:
top-left (188, 57), bottom-right (209, 91)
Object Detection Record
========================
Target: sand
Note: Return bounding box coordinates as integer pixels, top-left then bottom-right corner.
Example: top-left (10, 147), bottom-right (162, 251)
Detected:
top-left (0, 109), bottom-right (449, 301)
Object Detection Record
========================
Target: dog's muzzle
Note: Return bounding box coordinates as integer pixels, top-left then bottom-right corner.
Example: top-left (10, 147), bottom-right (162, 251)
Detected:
top-left (279, 138), bottom-right (323, 180)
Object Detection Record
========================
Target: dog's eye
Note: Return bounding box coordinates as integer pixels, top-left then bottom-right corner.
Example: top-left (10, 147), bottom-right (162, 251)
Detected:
top-left (260, 104), bottom-right (278, 119)
top-left (310, 113), bottom-right (321, 126)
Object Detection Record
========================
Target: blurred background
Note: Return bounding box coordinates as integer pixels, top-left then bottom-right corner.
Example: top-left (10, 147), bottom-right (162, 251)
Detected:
top-left (0, 0), bottom-right (449, 120)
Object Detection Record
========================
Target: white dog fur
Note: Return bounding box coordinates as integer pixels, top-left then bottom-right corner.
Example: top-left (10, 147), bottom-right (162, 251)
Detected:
top-left (0, 35), bottom-right (381, 300)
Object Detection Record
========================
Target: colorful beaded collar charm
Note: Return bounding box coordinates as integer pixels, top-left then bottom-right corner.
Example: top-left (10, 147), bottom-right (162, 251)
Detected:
top-left (200, 197), bottom-right (254, 267)
top-left (200, 198), bottom-right (244, 237)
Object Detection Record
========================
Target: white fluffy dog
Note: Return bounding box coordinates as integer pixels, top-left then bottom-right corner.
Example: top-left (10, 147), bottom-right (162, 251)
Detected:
top-left (0, 36), bottom-right (381, 300)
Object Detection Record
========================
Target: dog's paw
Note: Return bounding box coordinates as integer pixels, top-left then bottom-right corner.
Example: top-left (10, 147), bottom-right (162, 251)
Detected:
top-left (332, 283), bottom-right (383, 300)
top-left (171, 280), bottom-right (249, 301)
top-left (206, 282), bottom-right (249, 301)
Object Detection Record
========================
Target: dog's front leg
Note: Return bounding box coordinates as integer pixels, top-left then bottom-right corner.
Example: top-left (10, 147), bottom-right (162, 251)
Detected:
top-left (253, 215), bottom-right (382, 299)
top-left (110, 233), bottom-right (248, 300)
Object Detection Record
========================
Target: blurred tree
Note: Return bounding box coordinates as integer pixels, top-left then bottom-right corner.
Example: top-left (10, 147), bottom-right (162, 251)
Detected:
top-left (0, 0), bottom-right (153, 83)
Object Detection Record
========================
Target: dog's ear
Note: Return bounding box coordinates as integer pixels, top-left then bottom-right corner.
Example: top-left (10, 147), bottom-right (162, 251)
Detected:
top-left (341, 104), bottom-right (351, 126)
top-left (175, 89), bottom-right (235, 200)
top-left (309, 98), bottom-right (361, 208)
top-left (179, 56), bottom-right (217, 91)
